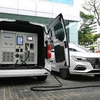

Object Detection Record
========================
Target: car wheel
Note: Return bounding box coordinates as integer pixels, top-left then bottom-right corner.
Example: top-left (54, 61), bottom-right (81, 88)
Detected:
top-left (36, 75), bottom-right (47, 81)
top-left (60, 68), bottom-right (71, 79)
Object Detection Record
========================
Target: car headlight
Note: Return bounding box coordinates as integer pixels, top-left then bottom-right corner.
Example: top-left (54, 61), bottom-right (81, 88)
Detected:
top-left (72, 56), bottom-right (88, 62)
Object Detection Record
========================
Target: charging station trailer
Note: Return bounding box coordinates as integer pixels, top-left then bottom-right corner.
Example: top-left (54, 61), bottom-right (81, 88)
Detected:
top-left (0, 18), bottom-right (53, 81)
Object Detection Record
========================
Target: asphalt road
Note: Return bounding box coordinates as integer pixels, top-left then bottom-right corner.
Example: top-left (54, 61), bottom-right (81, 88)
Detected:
top-left (0, 72), bottom-right (100, 100)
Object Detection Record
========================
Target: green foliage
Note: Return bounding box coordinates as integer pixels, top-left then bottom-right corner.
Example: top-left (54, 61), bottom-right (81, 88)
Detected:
top-left (80, 11), bottom-right (94, 23)
top-left (79, 11), bottom-right (94, 33)
top-left (90, 45), bottom-right (95, 52)
top-left (93, 33), bottom-right (100, 41)
top-left (78, 11), bottom-right (94, 45)
top-left (78, 32), bottom-right (94, 45)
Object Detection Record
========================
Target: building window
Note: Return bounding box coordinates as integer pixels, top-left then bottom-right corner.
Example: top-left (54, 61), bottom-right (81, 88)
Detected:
top-left (39, 0), bottom-right (73, 5)
top-left (51, 0), bottom-right (59, 2)
top-left (59, 0), bottom-right (67, 4)
top-left (67, 0), bottom-right (73, 5)
top-left (59, 0), bottom-right (73, 5)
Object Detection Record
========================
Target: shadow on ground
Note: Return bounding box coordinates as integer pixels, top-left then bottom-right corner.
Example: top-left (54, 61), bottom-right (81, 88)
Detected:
top-left (0, 77), bottom-right (45, 86)
top-left (0, 71), bottom-right (100, 87)
top-left (51, 71), bottom-right (100, 82)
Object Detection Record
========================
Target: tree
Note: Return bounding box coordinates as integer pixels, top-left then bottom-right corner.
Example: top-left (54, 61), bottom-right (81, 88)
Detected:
top-left (83, 0), bottom-right (100, 25)
top-left (79, 11), bottom-right (94, 32)
top-left (78, 11), bottom-right (94, 45)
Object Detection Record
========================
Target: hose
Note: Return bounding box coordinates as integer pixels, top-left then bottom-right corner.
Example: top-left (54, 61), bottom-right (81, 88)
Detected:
top-left (30, 68), bottom-right (100, 91)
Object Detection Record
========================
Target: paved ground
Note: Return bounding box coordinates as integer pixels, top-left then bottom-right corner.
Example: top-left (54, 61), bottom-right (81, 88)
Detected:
top-left (0, 73), bottom-right (100, 100)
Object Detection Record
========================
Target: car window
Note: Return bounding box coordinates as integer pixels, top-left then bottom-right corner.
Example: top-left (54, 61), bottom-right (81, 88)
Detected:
top-left (54, 22), bottom-right (65, 42)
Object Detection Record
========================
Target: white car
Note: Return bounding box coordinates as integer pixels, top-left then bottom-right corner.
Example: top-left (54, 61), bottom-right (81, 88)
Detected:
top-left (51, 43), bottom-right (100, 79)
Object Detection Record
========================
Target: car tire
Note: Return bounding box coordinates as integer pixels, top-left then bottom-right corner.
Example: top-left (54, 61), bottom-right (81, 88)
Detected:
top-left (36, 75), bottom-right (47, 81)
top-left (60, 68), bottom-right (71, 79)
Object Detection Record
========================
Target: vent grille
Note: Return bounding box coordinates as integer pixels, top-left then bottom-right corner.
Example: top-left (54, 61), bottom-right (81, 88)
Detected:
top-left (25, 52), bottom-right (35, 62)
top-left (2, 52), bottom-right (14, 62)
top-left (87, 58), bottom-right (100, 69)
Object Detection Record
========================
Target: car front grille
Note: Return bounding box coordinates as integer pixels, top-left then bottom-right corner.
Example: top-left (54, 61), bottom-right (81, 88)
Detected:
top-left (87, 58), bottom-right (100, 69)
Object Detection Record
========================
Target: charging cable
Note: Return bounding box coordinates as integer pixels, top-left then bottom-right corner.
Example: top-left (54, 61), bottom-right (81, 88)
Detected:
top-left (0, 60), bottom-right (18, 69)
top-left (30, 68), bottom-right (62, 91)
top-left (30, 68), bottom-right (100, 91)
top-left (21, 45), bottom-right (30, 63)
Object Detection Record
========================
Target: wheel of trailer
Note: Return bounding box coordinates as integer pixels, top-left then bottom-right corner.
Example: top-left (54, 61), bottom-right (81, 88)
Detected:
top-left (60, 68), bottom-right (71, 79)
top-left (36, 75), bottom-right (47, 81)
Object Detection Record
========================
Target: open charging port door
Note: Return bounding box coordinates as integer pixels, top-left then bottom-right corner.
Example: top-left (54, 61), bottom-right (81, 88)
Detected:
top-left (48, 13), bottom-right (70, 79)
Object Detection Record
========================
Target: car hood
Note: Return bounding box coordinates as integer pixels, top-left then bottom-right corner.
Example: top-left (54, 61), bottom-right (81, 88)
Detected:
top-left (70, 51), bottom-right (100, 58)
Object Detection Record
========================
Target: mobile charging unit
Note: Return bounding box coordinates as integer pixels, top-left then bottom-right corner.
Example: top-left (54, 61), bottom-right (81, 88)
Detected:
top-left (0, 20), bottom-right (51, 81)
top-left (0, 30), bottom-right (38, 65)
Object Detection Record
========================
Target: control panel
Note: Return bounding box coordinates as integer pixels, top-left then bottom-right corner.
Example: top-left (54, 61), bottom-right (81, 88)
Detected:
top-left (0, 30), bottom-right (38, 64)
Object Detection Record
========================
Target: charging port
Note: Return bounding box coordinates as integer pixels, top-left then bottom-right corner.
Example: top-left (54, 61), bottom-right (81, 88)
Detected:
top-left (30, 44), bottom-right (34, 50)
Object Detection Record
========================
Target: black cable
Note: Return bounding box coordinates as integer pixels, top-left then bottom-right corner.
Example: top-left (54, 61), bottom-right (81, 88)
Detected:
top-left (9, 60), bottom-right (18, 67)
top-left (15, 51), bottom-right (30, 68)
top-left (30, 68), bottom-right (62, 91)
top-left (21, 51), bottom-right (30, 68)
top-left (21, 51), bottom-right (30, 65)
top-left (31, 84), bottom-right (100, 91)
top-left (30, 68), bottom-right (100, 91)
top-left (24, 51), bottom-right (30, 63)
top-left (0, 60), bottom-right (18, 69)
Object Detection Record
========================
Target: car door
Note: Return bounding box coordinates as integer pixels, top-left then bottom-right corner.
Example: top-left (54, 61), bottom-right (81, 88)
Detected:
top-left (48, 13), bottom-right (70, 77)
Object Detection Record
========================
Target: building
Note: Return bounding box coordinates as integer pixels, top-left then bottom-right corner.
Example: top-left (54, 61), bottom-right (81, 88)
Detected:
top-left (89, 21), bottom-right (100, 34)
top-left (0, 0), bottom-right (80, 44)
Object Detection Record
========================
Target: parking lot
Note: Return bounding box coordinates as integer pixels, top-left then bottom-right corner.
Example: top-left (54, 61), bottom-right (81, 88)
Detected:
top-left (1, 73), bottom-right (100, 100)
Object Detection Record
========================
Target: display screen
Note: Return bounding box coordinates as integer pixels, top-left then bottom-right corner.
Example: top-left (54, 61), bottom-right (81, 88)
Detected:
top-left (27, 36), bottom-right (33, 41)
top-left (17, 36), bottom-right (23, 45)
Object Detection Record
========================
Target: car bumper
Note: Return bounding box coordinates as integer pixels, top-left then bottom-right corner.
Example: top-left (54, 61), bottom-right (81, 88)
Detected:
top-left (0, 69), bottom-right (49, 78)
top-left (71, 69), bottom-right (100, 75)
